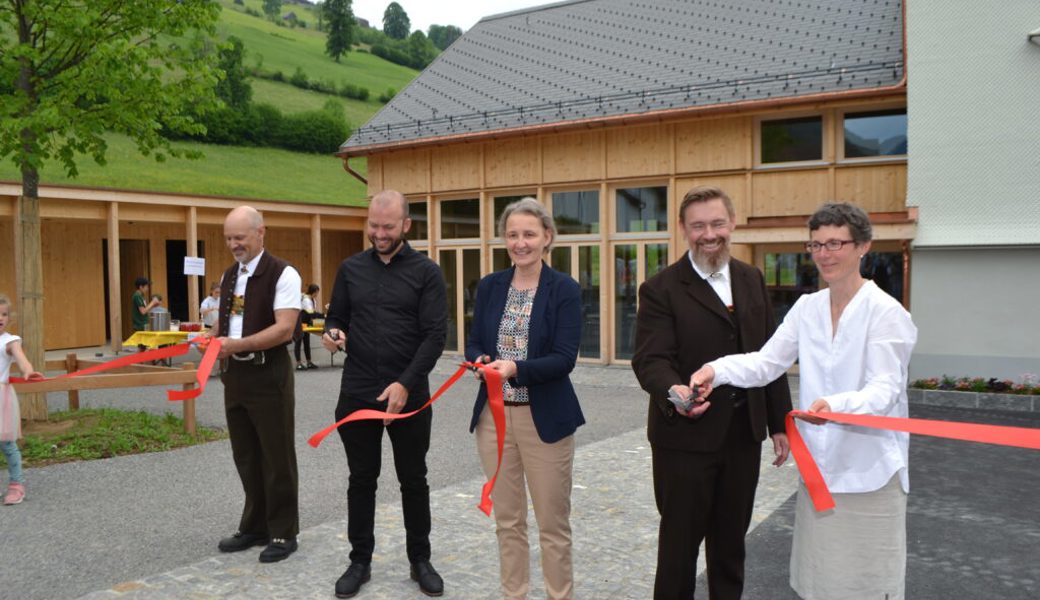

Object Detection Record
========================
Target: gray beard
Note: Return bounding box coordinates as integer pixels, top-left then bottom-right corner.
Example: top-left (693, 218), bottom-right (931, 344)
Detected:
top-left (692, 246), bottom-right (730, 273)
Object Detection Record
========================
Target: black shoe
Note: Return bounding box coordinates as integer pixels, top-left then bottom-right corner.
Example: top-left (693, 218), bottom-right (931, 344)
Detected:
top-left (410, 560), bottom-right (444, 597)
top-left (335, 562), bottom-right (371, 598)
top-left (217, 531), bottom-right (268, 553)
top-left (307, 362), bottom-right (319, 370)
top-left (296, 363), bottom-right (306, 371)
top-left (258, 537), bottom-right (297, 563)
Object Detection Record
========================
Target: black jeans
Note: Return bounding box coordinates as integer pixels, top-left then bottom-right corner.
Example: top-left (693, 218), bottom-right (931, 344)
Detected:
top-left (293, 333), bottom-right (311, 363)
top-left (336, 394), bottom-right (432, 564)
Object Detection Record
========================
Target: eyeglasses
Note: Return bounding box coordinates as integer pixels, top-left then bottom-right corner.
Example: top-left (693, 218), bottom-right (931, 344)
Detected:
top-left (805, 240), bottom-right (856, 253)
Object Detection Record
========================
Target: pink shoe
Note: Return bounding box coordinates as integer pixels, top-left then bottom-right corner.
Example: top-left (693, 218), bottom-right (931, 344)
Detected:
top-left (4, 482), bottom-right (25, 505)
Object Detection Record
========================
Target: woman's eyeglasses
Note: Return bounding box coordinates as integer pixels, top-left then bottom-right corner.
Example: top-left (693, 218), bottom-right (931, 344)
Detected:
top-left (805, 240), bottom-right (856, 253)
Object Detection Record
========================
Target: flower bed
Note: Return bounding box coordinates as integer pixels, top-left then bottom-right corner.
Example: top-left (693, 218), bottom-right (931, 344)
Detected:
top-left (909, 375), bottom-right (1040, 412)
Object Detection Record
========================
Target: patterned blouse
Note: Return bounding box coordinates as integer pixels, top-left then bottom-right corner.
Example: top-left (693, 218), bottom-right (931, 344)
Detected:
top-left (495, 285), bottom-right (537, 404)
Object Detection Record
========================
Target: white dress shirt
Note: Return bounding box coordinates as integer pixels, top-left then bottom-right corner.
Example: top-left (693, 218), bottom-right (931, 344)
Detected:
top-left (709, 280), bottom-right (917, 494)
top-left (227, 251), bottom-right (302, 339)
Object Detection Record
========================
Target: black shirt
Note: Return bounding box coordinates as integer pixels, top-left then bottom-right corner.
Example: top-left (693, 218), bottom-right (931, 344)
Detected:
top-left (324, 241), bottom-right (448, 409)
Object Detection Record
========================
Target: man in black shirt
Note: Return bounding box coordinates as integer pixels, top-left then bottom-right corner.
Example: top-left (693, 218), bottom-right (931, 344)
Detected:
top-left (322, 190), bottom-right (448, 598)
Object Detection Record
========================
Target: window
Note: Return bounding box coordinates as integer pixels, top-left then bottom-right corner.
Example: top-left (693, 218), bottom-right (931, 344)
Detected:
top-left (615, 186), bottom-right (667, 233)
top-left (843, 109), bottom-right (907, 158)
top-left (761, 116), bottom-right (823, 163)
top-left (552, 190), bottom-right (600, 235)
top-left (440, 198), bottom-right (480, 239)
top-left (764, 252), bottom-right (819, 323)
top-left (493, 195), bottom-right (528, 233)
top-left (409, 201), bottom-right (428, 240)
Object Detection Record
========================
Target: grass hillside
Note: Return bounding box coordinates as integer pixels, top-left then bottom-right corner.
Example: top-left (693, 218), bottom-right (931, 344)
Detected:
top-left (0, 0), bottom-right (416, 206)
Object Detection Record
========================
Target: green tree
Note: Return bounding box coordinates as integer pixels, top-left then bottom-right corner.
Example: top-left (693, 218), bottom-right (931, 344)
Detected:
top-left (406, 30), bottom-right (436, 69)
top-left (216, 36), bottom-right (253, 108)
top-left (382, 1), bottom-right (410, 40)
top-left (323, 0), bottom-right (356, 62)
top-left (0, 0), bottom-right (222, 418)
top-left (427, 24), bottom-right (462, 51)
top-left (262, 0), bottom-right (282, 20)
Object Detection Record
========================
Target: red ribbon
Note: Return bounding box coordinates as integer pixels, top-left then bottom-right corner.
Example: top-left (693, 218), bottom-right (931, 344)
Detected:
top-left (308, 362), bottom-right (506, 516)
top-left (787, 409), bottom-right (1040, 512)
top-left (10, 338), bottom-right (221, 402)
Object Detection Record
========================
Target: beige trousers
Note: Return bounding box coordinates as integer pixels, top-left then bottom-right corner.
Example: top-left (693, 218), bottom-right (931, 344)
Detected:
top-left (476, 404), bottom-right (576, 600)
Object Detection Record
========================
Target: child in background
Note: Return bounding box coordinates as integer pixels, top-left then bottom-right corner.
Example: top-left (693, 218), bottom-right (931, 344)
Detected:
top-left (0, 294), bottom-right (44, 505)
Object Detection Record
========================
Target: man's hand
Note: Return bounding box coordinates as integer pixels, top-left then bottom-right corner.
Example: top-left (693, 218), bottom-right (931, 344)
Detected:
top-left (669, 384), bottom-right (711, 419)
top-left (795, 398), bottom-right (832, 425)
top-left (688, 365), bottom-right (716, 402)
top-left (215, 336), bottom-right (237, 359)
top-left (322, 328), bottom-right (346, 353)
top-left (377, 382), bottom-right (409, 425)
top-left (771, 432), bottom-right (790, 466)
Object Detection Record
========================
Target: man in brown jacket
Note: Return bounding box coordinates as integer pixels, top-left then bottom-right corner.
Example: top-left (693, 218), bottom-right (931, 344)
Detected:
top-left (632, 186), bottom-right (792, 599)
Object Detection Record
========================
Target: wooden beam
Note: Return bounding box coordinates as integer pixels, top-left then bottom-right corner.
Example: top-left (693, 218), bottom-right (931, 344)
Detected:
top-left (11, 369), bottom-right (198, 393)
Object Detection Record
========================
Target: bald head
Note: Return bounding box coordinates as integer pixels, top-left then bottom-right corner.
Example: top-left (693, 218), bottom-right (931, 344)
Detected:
top-left (370, 190), bottom-right (409, 220)
top-left (224, 205), bottom-right (266, 264)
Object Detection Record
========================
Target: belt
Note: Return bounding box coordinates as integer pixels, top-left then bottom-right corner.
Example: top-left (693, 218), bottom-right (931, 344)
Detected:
top-left (231, 351), bottom-right (267, 365)
top-left (503, 400), bottom-right (529, 407)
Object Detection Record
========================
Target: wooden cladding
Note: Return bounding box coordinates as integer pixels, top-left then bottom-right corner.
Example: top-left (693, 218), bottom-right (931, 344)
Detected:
top-left (368, 100), bottom-right (908, 224)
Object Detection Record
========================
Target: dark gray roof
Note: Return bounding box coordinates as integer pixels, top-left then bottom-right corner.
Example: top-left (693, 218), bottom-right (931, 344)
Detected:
top-left (342, 0), bottom-right (903, 152)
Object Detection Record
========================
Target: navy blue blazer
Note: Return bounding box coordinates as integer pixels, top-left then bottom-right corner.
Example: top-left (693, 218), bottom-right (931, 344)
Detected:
top-left (465, 263), bottom-right (585, 444)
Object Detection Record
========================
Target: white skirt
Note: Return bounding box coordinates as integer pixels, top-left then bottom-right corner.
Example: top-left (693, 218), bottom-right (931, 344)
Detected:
top-left (790, 474), bottom-right (907, 600)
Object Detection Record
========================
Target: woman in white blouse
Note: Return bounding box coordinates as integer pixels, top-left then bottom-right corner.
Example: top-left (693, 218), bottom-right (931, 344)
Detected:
top-left (689, 202), bottom-right (917, 600)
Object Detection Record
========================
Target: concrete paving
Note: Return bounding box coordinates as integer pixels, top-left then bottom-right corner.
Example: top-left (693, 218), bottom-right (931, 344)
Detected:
top-left (1, 343), bottom-right (1037, 599)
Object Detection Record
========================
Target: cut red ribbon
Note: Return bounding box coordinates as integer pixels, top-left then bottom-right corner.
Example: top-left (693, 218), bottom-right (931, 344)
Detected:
top-left (787, 409), bottom-right (1040, 512)
top-left (10, 338), bottom-right (221, 402)
top-left (307, 362), bottom-right (506, 516)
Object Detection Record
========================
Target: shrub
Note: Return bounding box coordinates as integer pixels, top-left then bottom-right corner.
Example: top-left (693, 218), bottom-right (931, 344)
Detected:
top-left (245, 7), bottom-right (261, 18)
top-left (290, 66), bottom-right (309, 89)
top-left (378, 87), bottom-right (397, 104)
top-left (339, 83), bottom-right (370, 101)
top-left (910, 375), bottom-right (1040, 395)
top-left (275, 107), bottom-right (349, 153)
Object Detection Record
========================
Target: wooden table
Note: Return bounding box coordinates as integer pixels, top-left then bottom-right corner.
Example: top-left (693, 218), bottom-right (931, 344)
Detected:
top-left (123, 330), bottom-right (206, 366)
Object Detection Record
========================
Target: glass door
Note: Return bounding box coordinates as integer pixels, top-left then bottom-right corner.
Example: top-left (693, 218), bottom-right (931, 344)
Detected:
top-left (611, 241), bottom-right (669, 361)
top-left (439, 247), bottom-right (482, 352)
top-left (550, 244), bottom-right (603, 361)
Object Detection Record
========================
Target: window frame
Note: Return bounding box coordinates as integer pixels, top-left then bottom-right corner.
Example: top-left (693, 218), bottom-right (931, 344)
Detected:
top-left (837, 104), bottom-right (908, 164)
top-left (754, 112), bottom-right (829, 169)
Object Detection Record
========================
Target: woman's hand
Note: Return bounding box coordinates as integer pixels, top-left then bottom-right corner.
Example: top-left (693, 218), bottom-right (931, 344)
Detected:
top-left (795, 398), bottom-right (832, 425)
top-left (485, 359), bottom-right (518, 380)
top-left (469, 355), bottom-right (490, 381)
top-left (688, 364), bottom-right (716, 402)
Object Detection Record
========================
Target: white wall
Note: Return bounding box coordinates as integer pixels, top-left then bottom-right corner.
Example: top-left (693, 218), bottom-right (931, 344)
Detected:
top-left (907, 1), bottom-right (1040, 247)
top-left (909, 248), bottom-right (1040, 381)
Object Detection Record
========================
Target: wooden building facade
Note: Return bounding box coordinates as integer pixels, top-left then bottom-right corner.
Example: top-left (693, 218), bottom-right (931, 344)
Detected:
top-left (0, 184), bottom-right (365, 350)
top-left (349, 97), bottom-right (914, 364)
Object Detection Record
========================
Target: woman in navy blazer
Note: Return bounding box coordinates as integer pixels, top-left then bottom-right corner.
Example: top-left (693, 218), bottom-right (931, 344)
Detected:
top-left (465, 197), bottom-right (584, 600)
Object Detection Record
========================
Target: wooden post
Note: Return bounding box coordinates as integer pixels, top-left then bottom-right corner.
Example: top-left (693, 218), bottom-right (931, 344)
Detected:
top-left (310, 213), bottom-right (322, 306)
top-left (107, 202), bottom-right (122, 355)
top-left (65, 353), bottom-right (79, 411)
top-left (180, 362), bottom-right (196, 436)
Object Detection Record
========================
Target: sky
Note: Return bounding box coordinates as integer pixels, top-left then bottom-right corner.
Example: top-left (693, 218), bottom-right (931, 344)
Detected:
top-left (348, 0), bottom-right (548, 35)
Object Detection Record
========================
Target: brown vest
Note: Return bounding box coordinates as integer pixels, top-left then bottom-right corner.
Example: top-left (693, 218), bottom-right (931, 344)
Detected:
top-left (219, 251), bottom-right (292, 349)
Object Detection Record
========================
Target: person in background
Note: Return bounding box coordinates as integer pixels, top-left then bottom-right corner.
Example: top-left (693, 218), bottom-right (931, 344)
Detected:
top-left (294, 283), bottom-right (320, 371)
top-left (689, 202), bottom-right (917, 600)
top-left (131, 276), bottom-right (161, 332)
top-left (200, 282), bottom-right (221, 329)
top-left (465, 197), bottom-right (584, 600)
top-left (0, 294), bottom-right (44, 505)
